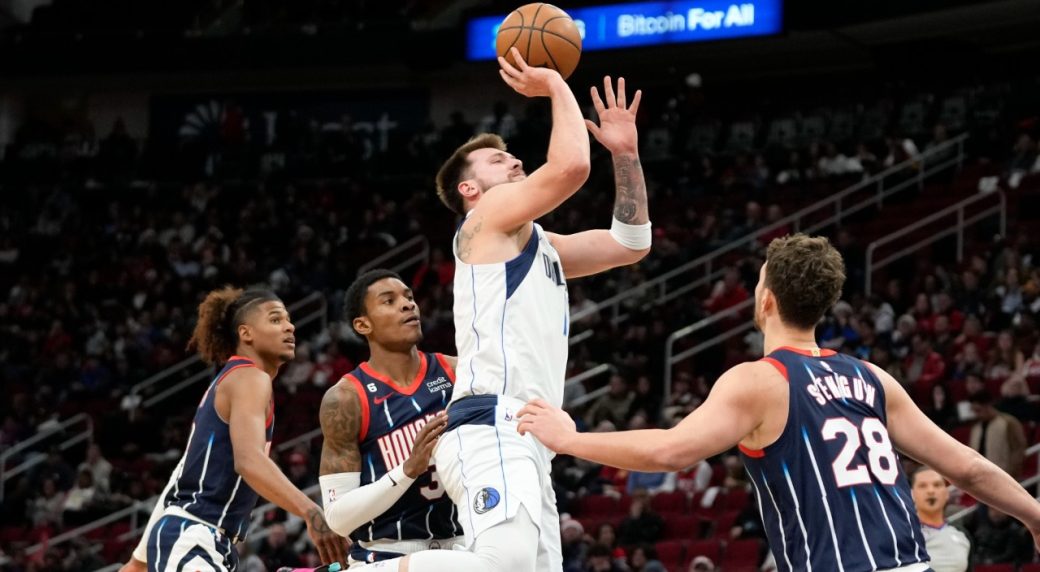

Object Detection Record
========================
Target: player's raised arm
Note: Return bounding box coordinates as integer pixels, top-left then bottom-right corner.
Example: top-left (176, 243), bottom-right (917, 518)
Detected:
top-left (546, 76), bottom-right (650, 278)
top-left (518, 361), bottom-right (771, 471)
top-left (318, 381), bottom-right (448, 537)
top-left (223, 367), bottom-right (348, 564)
top-left (869, 361), bottom-right (1040, 549)
top-left (474, 47), bottom-right (590, 232)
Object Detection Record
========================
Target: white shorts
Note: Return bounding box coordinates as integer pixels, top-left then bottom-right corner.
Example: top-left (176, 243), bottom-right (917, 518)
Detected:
top-left (435, 394), bottom-right (562, 572)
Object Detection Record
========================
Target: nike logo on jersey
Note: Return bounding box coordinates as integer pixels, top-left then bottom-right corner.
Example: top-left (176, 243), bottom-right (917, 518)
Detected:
top-left (373, 394), bottom-right (393, 406)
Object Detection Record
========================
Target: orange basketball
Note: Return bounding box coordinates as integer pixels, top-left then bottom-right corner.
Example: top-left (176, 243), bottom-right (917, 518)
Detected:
top-left (495, 3), bottom-right (582, 80)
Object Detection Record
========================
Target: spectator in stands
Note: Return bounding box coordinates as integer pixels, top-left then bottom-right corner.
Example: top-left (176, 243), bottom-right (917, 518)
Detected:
top-left (258, 522), bottom-right (302, 570)
top-left (689, 555), bottom-right (717, 572)
top-left (730, 500), bottom-right (767, 541)
top-left (951, 342), bottom-right (985, 381)
top-left (1018, 340), bottom-right (1040, 387)
top-left (998, 376), bottom-right (1038, 423)
top-left (968, 390), bottom-right (1027, 479)
top-left (411, 247), bottom-right (454, 291)
top-left (626, 465), bottom-right (677, 496)
top-left (926, 384), bottom-right (959, 431)
top-left (76, 443), bottom-right (112, 493)
top-left (904, 334), bottom-right (946, 392)
top-left (986, 330), bottom-right (1022, 382)
top-left (968, 507), bottom-right (1034, 566)
top-left (703, 267), bottom-right (749, 314)
top-left (584, 375), bottom-right (634, 428)
top-left (676, 459), bottom-right (713, 496)
top-left (29, 478), bottom-right (64, 529)
top-left (871, 345), bottom-right (905, 380)
top-left (910, 467), bottom-right (971, 572)
top-left (561, 517), bottom-right (588, 572)
top-left (883, 133), bottom-right (921, 168)
top-left (594, 522), bottom-right (626, 563)
top-left (62, 469), bottom-right (98, 526)
top-left (627, 544), bottom-right (666, 572)
top-left (585, 543), bottom-right (626, 572)
top-left (890, 314), bottom-right (917, 360)
top-left (931, 316), bottom-right (955, 359)
top-left (570, 285), bottom-right (601, 329)
top-left (618, 490), bottom-right (664, 546)
top-left (627, 375), bottom-right (660, 424)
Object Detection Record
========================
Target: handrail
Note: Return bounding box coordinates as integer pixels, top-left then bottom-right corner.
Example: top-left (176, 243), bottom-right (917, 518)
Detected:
top-left (570, 134), bottom-right (969, 328)
top-left (663, 298), bottom-right (755, 400)
top-left (865, 191), bottom-right (1006, 295)
top-left (948, 441), bottom-right (1040, 524)
top-left (358, 235), bottom-right (430, 277)
top-left (0, 413), bottom-right (93, 502)
top-left (131, 292), bottom-right (327, 409)
top-left (563, 364), bottom-right (617, 409)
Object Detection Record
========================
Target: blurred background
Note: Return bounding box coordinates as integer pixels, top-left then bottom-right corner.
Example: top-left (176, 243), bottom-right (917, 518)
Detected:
top-left (0, 0), bottom-right (1038, 570)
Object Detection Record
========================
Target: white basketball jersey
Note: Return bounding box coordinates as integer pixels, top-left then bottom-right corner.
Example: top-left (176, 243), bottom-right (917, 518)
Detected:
top-left (451, 222), bottom-right (569, 407)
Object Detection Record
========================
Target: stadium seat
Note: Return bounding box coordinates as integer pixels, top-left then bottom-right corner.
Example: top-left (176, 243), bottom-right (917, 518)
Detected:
top-left (1019, 564), bottom-right (1040, 572)
top-left (950, 424), bottom-right (972, 445)
top-left (973, 565), bottom-right (1014, 572)
top-left (722, 538), bottom-right (764, 569)
top-left (663, 514), bottom-right (701, 540)
top-left (654, 540), bottom-right (685, 568)
top-left (578, 494), bottom-right (619, 517)
top-left (710, 510), bottom-right (741, 538)
top-left (651, 490), bottom-right (689, 514)
top-left (684, 539), bottom-right (722, 568)
top-left (721, 487), bottom-right (750, 511)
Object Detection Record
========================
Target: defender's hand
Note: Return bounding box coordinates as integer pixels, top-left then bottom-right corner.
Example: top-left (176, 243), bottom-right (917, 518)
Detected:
top-left (517, 398), bottom-right (577, 453)
top-left (498, 47), bottom-right (565, 98)
top-left (403, 411), bottom-right (448, 479)
top-left (586, 76), bottom-right (642, 155)
top-left (305, 505), bottom-right (349, 565)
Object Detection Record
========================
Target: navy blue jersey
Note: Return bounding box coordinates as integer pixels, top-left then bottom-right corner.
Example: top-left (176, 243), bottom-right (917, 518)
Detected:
top-left (164, 356), bottom-right (273, 540)
top-left (740, 347), bottom-right (929, 572)
top-left (344, 352), bottom-right (462, 555)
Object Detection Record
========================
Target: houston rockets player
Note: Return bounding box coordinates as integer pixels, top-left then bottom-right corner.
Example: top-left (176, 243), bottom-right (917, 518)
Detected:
top-left (365, 51), bottom-right (652, 572)
top-left (519, 234), bottom-right (1040, 571)
top-left (119, 287), bottom-right (346, 572)
top-left (318, 270), bottom-right (464, 567)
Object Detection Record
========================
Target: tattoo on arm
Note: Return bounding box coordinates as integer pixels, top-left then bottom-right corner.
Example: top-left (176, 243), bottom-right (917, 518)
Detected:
top-left (456, 219), bottom-right (483, 262)
top-left (612, 154), bottom-right (648, 225)
top-left (319, 385), bottom-right (362, 476)
top-left (307, 506), bottom-right (332, 533)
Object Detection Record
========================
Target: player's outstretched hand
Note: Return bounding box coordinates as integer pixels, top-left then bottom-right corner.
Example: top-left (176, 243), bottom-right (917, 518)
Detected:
top-left (585, 76), bottom-right (641, 155)
top-left (305, 505), bottom-right (349, 565)
top-left (403, 411), bottom-right (448, 479)
top-left (517, 398), bottom-right (577, 452)
top-left (498, 47), bottom-right (563, 98)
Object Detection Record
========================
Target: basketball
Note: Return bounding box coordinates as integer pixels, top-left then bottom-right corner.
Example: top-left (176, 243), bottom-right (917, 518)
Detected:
top-left (495, 3), bottom-right (582, 79)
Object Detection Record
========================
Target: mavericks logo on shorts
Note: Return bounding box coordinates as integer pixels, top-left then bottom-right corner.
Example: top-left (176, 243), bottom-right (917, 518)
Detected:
top-left (473, 487), bottom-right (500, 514)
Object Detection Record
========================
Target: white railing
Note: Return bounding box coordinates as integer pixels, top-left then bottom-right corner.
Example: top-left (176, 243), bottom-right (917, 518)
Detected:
top-left (357, 235), bottom-right (430, 277)
top-left (570, 134), bottom-right (969, 331)
top-left (662, 299), bottom-right (755, 400)
top-left (0, 413), bottom-right (93, 502)
top-left (32, 422), bottom-right (329, 559)
top-left (948, 441), bottom-right (1040, 524)
top-left (130, 292), bottom-right (327, 410)
top-left (563, 364), bottom-right (617, 409)
top-left (865, 191), bottom-right (1006, 295)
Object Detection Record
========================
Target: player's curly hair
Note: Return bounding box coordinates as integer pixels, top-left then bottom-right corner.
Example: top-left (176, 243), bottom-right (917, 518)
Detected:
top-left (435, 133), bottom-right (507, 215)
top-left (188, 286), bottom-right (281, 365)
top-left (765, 234), bottom-right (846, 330)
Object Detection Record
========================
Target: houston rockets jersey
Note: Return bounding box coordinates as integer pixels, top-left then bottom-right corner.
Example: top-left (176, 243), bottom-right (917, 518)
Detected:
top-left (740, 347), bottom-right (930, 572)
top-left (342, 351), bottom-right (462, 556)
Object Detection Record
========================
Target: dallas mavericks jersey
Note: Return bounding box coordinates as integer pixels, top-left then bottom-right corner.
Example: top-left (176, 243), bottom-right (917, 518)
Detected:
top-left (343, 352), bottom-right (462, 558)
top-left (164, 356), bottom-right (273, 540)
top-left (452, 222), bottom-right (569, 407)
top-left (740, 347), bottom-right (930, 572)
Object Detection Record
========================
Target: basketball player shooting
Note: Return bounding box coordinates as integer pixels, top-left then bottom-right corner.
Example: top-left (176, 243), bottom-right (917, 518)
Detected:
top-left (518, 235), bottom-right (1040, 571)
top-left (357, 48), bottom-right (652, 572)
top-left (118, 288), bottom-right (347, 572)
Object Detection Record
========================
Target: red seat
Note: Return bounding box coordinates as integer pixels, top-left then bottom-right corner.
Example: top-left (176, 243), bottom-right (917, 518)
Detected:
top-left (578, 494), bottom-right (619, 517)
top-left (1019, 564), bottom-right (1040, 572)
top-left (710, 510), bottom-right (740, 538)
top-left (722, 538), bottom-right (763, 569)
top-left (651, 490), bottom-right (689, 514)
top-left (684, 539), bottom-right (722, 568)
top-left (654, 540), bottom-right (685, 567)
top-left (950, 424), bottom-right (972, 445)
top-left (663, 514), bottom-right (701, 540)
top-left (974, 565), bottom-right (1014, 572)
top-left (721, 487), bottom-right (750, 511)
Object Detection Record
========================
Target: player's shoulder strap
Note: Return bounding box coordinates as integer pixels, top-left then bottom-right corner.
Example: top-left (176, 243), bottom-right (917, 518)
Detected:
top-left (432, 353), bottom-right (456, 385)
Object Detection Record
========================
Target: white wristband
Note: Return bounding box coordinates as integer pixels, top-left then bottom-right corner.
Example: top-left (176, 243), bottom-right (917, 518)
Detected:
top-left (609, 217), bottom-right (652, 250)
